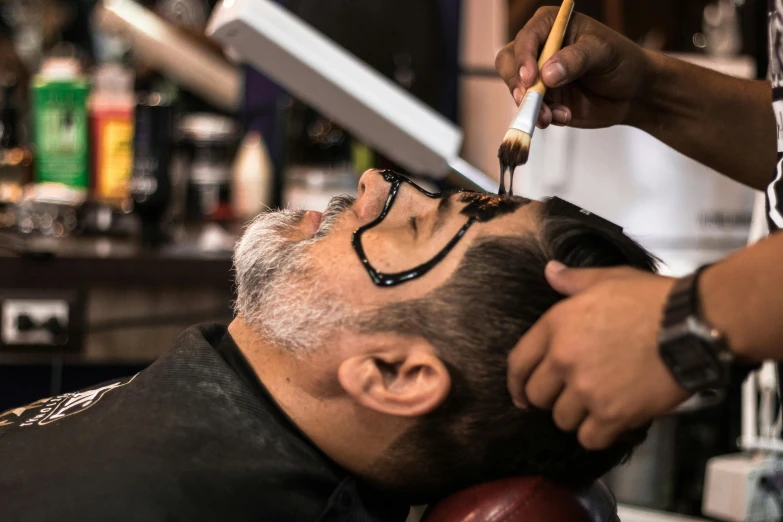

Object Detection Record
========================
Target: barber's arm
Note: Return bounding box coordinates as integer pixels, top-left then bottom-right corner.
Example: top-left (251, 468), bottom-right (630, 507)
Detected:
top-left (507, 231), bottom-right (783, 451)
top-left (496, 7), bottom-right (777, 190)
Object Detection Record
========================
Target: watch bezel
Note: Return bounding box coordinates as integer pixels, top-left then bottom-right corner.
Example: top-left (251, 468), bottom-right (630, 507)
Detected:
top-left (659, 316), bottom-right (731, 392)
top-left (659, 316), bottom-right (723, 346)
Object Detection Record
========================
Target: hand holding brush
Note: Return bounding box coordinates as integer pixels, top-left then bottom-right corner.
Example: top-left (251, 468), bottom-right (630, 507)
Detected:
top-left (497, 0), bottom-right (575, 195)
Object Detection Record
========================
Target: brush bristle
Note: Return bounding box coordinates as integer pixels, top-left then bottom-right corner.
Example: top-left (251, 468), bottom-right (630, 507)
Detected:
top-left (498, 129), bottom-right (532, 170)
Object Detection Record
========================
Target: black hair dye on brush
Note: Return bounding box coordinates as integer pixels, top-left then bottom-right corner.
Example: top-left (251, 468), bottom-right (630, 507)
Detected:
top-left (497, 162), bottom-right (516, 197)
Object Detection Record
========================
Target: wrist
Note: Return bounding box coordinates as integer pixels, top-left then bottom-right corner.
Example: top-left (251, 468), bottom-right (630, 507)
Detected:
top-left (698, 263), bottom-right (757, 362)
top-left (626, 50), bottom-right (679, 131)
top-left (658, 266), bottom-right (736, 392)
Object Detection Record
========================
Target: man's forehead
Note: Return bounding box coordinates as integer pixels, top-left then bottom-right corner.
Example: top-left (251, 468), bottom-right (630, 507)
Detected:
top-left (464, 196), bottom-right (543, 236)
top-left (358, 197), bottom-right (542, 302)
top-left (458, 193), bottom-right (533, 222)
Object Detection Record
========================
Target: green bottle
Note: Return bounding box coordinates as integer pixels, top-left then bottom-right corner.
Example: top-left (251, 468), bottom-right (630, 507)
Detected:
top-left (32, 58), bottom-right (90, 192)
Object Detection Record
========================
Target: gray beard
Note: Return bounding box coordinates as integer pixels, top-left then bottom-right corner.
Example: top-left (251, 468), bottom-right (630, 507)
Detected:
top-left (232, 195), bottom-right (357, 356)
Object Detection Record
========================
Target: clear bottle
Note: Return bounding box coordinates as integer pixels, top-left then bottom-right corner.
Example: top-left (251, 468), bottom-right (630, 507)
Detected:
top-left (231, 131), bottom-right (273, 221)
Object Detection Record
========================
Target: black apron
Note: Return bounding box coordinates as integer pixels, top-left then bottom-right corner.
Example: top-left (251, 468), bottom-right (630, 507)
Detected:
top-left (0, 324), bottom-right (408, 522)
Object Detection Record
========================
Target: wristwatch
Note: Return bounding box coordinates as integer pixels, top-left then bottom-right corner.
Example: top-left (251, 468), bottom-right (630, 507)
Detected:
top-left (658, 265), bottom-right (734, 392)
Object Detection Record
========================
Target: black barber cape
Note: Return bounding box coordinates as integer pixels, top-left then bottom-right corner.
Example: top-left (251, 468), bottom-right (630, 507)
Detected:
top-left (0, 324), bottom-right (409, 522)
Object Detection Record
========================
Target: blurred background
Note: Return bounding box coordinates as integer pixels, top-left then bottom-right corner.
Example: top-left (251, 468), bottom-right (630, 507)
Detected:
top-left (0, 0), bottom-right (767, 519)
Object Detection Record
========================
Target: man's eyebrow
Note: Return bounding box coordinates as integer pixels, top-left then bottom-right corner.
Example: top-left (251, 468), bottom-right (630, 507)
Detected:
top-left (431, 192), bottom-right (457, 237)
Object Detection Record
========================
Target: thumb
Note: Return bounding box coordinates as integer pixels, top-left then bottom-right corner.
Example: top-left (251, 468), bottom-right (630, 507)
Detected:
top-left (540, 34), bottom-right (612, 89)
top-left (545, 262), bottom-right (628, 296)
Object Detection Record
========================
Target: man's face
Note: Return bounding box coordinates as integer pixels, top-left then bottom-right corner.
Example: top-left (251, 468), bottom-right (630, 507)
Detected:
top-left (278, 170), bottom-right (536, 292)
top-left (235, 169), bottom-right (541, 355)
top-left (233, 169), bottom-right (542, 495)
top-left (235, 170), bottom-right (650, 500)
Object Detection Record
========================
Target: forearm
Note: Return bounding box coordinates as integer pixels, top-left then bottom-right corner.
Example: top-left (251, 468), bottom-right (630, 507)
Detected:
top-left (629, 51), bottom-right (777, 191)
top-left (701, 232), bottom-right (783, 362)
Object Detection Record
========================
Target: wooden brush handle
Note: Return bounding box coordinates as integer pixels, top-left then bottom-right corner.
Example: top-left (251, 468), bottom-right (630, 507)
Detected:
top-left (530, 0), bottom-right (575, 97)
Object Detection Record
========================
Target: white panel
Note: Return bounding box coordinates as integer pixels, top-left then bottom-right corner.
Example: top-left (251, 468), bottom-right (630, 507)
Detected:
top-left (207, 0), bottom-right (463, 178)
top-left (96, 0), bottom-right (241, 111)
top-left (518, 125), bottom-right (756, 252)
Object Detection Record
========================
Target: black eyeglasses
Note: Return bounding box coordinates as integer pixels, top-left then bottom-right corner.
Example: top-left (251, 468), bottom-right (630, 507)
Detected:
top-left (350, 171), bottom-right (621, 288)
top-left (351, 170), bottom-right (476, 287)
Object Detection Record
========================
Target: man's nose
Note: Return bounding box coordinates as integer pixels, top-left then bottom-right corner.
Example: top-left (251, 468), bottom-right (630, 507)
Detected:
top-left (354, 169), bottom-right (389, 223)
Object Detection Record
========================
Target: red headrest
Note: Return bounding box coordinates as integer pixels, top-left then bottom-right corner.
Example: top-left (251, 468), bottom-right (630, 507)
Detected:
top-left (422, 477), bottom-right (595, 522)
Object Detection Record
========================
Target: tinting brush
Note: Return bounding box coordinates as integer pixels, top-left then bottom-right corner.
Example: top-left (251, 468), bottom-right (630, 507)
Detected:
top-left (497, 0), bottom-right (575, 195)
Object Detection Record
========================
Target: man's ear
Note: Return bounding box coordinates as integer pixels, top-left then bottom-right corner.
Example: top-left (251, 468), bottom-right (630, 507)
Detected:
top-left (337, 337), bottom-right (451, 418)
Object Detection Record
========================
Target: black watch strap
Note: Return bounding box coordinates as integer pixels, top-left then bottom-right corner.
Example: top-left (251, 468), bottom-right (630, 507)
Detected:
top-left (659, 265), bottom-right (734, 392)
top-left (661, 265), bottom-right (712, 329)
top-left (661, 265), bottom-right (760, 389)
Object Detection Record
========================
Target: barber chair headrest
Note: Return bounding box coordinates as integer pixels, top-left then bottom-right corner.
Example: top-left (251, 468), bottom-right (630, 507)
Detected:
top-left (422, 478), bottom-right (619, 522)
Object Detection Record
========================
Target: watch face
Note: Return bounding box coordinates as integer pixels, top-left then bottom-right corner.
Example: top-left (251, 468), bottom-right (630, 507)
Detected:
top-left (660, 338), bottom-right (724, 392)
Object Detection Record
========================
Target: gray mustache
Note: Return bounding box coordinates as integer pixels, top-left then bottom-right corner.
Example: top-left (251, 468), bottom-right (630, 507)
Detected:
top-left (324, 194), bottom-right (356, 219)
top-left (314, 194), bottom-right (357, 238)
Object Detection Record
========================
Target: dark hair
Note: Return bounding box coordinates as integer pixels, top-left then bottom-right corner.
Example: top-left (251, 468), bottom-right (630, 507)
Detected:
top-left (366, 199), bottom-right (658, 502)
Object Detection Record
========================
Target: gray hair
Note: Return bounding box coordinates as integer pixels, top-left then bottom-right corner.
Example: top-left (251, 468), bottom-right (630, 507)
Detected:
top-left (232, 196), bottom-right (357, 356)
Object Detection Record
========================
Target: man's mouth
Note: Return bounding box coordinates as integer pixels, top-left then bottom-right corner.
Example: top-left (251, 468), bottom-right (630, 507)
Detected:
top-left (303, 210), bottom-right (323, 236)
top-left (312, 194), bottom-right (357, 238)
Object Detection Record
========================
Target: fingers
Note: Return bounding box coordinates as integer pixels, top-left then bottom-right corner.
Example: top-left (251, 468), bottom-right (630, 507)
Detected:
top-left (536, 102), bottom-right (571, 128)
top-left (537, 103), bottom-right (553, 129)
top-left (495, 42), bottom-right (522, 96)
top-left (508, 10), bottom-right (614, 91)
top-left (552, 388), bottom-right (588, 432)
top-left (545, 262), bottom-right (634, 296)
top-left (525, 357), bottom-right (564, 409)
top-left (512, 7), bottom-right (559, 88)
top-left (578, 416), bottom-right (622, 450)
top-left (540, 34), bottom-right (611, 89)
top-left (550, 104), bottom-right (572, 126)
top-left (507, 318), bottom-right (550, 408)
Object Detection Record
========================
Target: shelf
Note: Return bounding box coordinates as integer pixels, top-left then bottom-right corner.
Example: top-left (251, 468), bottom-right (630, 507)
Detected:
top-left (0, 255), bottom-right (233, 289)
top-left (0, 351), bottom-right (155, 366)
top-left (0, 236), bottom-right (233, 289)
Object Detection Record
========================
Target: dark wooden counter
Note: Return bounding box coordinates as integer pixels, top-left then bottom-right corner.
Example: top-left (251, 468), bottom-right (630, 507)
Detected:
top-left (0, 235), bottom-right (234, 289)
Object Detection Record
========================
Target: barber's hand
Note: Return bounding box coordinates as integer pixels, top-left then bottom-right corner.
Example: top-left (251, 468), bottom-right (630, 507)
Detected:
top-left (507, 262), bottom-right (692, 450)
top-left (495, 8), bottom-right (654, 129)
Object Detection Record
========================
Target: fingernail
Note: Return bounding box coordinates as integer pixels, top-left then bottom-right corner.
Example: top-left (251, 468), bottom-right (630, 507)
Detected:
top-left (537, 106), bottom-right (551, 129)
top-left (552, 109), bottom-right (570, 125)
top-left (513, 398), bottom-right (529, 409)
top-left (513, 87), bottom-right (523, 105)
top-left (547, 260), bottom-right (567, 274)
top-left (542, 62), bottom-right (566, 87)
top-left (519, 66), bottom-right (530, 86)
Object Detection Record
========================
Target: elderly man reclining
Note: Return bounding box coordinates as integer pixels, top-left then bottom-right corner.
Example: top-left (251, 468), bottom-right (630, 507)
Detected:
top-left (0, 169), bottom-right (655, 522)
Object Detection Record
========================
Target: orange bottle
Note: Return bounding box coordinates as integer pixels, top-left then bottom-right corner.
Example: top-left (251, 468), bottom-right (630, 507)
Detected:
top-left (89, 64), bottom-right (135, 209)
